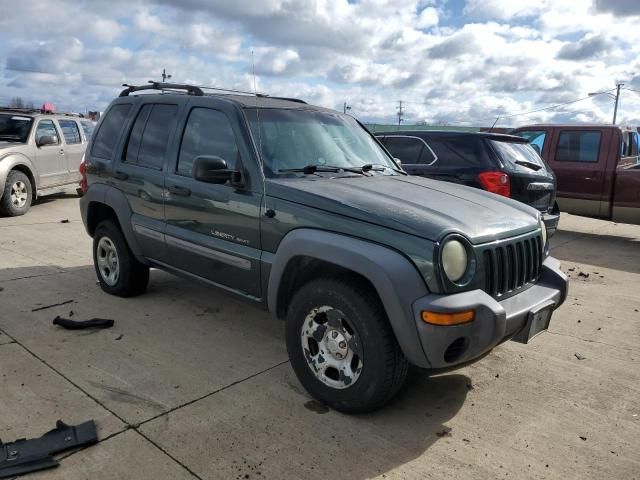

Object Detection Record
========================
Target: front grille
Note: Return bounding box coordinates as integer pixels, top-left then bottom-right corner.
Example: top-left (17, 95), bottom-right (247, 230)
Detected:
top-left (482, 234), bottom-right (543, 297)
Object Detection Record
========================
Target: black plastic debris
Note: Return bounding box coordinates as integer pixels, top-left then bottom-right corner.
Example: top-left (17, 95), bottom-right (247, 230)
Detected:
top-left (0, 420), bottom-right (97, 478)
top-left (53, 317), bottom-right (114, 330)
top-left (60, 219), bottom-right (70, 224)
top-left (578, 271), bottom-right (590, 278)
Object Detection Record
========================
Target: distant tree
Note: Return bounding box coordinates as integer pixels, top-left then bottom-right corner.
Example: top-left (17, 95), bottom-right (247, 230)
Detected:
top-left (9, 97), bottom-right (24, 108)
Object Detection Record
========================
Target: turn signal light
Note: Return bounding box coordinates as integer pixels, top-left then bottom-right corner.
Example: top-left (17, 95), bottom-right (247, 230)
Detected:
top-left (421, 310), bottom-right (475, 326)
top-left (478, 171), bottom-right (511, 197)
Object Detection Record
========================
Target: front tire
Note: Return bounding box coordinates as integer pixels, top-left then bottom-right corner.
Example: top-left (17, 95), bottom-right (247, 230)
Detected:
top-left (286, 277), bottom-right (409, 413)
top-left (93, 220), bottom-right (149, 297)
top-left (0, 170), bottom-right (32, 217)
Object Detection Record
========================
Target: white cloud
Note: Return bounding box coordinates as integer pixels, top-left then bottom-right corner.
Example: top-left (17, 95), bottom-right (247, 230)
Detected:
top-left (1, 0), bottom-right (640, 126)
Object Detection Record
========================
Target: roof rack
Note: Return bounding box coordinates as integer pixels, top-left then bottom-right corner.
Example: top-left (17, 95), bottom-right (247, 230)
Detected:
top-left (0, 107), bottom-right (85, 117)
top-left (119, 82), bottom-right (204, 97)
top-left (118, 81), bottom-right (307, 104)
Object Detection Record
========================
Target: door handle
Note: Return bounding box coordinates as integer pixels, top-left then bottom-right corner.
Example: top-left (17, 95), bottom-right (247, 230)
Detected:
top-left (113, 171), bottom-right (129, 181)
top-left (168, 185), bottom-right (191, 197)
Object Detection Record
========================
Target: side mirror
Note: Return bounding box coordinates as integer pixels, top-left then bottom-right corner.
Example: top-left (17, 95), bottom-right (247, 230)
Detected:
top-left (192, 155), bottom-right (236, 184)
top-left (37, 135), bottom-right (57, 147)
top-left (394, 157), bottom-right (402, 166)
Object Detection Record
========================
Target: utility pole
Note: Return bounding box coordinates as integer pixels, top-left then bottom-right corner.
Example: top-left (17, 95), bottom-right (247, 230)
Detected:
top-left (343, 102), bottom-right (351, 114)
top-left (612, 83), bottom-right (623, 125)
top-left (397, 100), bottom-right (404, 127)
top-left (161, 68), bottom-right (172, 83)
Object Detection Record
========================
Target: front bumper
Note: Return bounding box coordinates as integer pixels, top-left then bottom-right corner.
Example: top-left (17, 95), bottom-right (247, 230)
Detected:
top-left (542, 203), bottom-right (560, 237)
top-left (412, 256), bottom-right (568, 369)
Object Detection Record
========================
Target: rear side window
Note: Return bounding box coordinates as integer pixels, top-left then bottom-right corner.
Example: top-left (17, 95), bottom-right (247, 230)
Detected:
top-left (384, 136), bottom-right (436, 164)
top-left (58, 119), bottom-right (81, 144)
top-left (421, 136), bottom-right (491, 168)
top-left (80, 121), bottom-right (95, 138)
top-left (514, 130), bottom-right (546, 156)
top-left (556, 131), bottom-right (601, 163)
top-left (123, 104), bottom-right (178, 170)
top-left (92, 104), bottom-right (132, 160)
top-left (177, 108), bottom-right (239, 177)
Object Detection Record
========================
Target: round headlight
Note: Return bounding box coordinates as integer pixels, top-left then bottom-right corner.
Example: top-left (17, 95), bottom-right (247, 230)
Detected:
top-left (441, 239), bottom-right (468, 282)
top-left (540, 219), bottom-right (547, 247)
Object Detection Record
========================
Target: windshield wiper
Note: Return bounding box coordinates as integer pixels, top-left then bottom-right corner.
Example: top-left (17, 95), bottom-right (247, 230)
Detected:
top-left (279, 165), bottom-right (367, 175)
top-left (514, 159), bottom-right (542, 171)
top-left (361, 163), bottom-right (405, 175)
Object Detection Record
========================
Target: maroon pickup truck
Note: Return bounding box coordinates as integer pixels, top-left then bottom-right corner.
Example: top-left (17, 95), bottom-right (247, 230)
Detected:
top-left (512, 124), bottom-right (640, 225)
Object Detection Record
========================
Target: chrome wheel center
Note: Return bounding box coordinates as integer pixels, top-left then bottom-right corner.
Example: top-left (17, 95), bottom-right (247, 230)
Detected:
top-left (301, 306), bottom-right (363, 390)
top-left (10, 181), bottom-right (28, 208)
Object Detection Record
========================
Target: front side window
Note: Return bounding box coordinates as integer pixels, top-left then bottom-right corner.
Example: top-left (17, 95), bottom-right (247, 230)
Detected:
top-left (35, 120), bottom-right (60, 145)
top-left (177, 108), bottom-right (239, 177)
top-left (556, 131), bottom-right (601, 163)
top-left (58, 119), bottom-right (82, 144)
top-left (92, 104), bottom-right (132, 160)
top-left (515, 130), bottom-right (546, 156)
top-left (246, 109), bottom-right (398, 177)
top-left (0, 114), bottom-right (33, 143)
top-left (123, 104), bottom-right (177, 170)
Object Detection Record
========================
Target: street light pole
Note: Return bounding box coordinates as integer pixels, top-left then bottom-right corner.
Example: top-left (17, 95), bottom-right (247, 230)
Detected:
top-left (612, 83), bottom-right (623, 125)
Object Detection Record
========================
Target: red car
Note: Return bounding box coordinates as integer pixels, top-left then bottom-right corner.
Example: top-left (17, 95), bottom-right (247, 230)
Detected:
top-left (512, 124), bottom-right (640, 225)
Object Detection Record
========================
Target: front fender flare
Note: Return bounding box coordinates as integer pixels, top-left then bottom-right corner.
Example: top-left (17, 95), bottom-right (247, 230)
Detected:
top-left (267, 229), bottom-right (432, 367)
top-left (0, 153), bottom-right (38, 192)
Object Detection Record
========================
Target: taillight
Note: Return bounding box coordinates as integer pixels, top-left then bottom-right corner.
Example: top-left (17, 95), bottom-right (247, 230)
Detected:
top-left (478, 171), bottom-right (510, 197)
top-left (79, 155), bottom-right (87, 193)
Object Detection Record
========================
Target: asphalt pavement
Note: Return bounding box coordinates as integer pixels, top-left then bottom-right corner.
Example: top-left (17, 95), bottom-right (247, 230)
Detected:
top-left (0, 192), bottom-right (638, 479)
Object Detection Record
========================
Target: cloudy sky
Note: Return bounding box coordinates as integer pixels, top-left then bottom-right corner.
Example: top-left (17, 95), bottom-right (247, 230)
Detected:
top-left (1, 0), bottom-right (640, 126)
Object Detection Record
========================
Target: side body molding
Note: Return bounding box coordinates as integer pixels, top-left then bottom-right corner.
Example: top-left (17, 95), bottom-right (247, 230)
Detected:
top-left (79, 183), bottom-right (145, 260)
top-left (267, 229), bottom-right (432, 367)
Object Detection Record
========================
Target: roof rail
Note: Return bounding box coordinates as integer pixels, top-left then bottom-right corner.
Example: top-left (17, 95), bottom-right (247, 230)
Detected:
top-left (269, 96), bottom-right (307, 104)
top-left (0, 107), bottom-right (85, 117)
top-left (119, 81), bottom-right (204, 97)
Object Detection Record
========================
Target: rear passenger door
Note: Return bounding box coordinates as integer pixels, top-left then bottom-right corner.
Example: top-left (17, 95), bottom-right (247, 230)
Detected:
top-left (57, 118), bottom-right (84, 182)
top-left (163, 99), bottom-right (262, 297)
top-left (548, 129), bottom-right (611, 217)
top-left (111, 100), bottom-right (182, 259)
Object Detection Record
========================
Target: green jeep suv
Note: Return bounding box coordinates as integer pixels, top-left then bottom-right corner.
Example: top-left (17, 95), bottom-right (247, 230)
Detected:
top-left (80, 83), bottom-right (568, 413)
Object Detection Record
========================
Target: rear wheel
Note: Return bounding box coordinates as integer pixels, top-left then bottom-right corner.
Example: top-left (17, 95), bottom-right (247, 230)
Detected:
top-left (93, 220), bottom-right (149, 297)
top-left (285, 277), bottom-right (408, 413)
top-left (0, 170), bottom-right (32, 216)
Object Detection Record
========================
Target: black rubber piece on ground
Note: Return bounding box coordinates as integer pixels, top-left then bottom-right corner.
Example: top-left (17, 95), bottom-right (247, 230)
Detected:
top-left (286, 276), bottom-right (409, 413)
top-left (0, 170), bottom-right (32, 217)
top-left (93, 220), bottom-right (149, 297)
top-left (53, 316), bottom-right (115, 330)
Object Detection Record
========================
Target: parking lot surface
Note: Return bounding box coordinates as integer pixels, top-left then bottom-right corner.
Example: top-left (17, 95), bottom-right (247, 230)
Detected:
top-left (0, 192), bottom-right (638, 479)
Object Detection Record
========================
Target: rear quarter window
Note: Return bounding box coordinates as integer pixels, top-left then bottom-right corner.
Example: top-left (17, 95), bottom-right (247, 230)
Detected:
top-left (421, 136), bottom-right (492, 168)
top-left (91, 104), bottom-right (132, 160)
top-left (58, 119), bottom-right (82, 144)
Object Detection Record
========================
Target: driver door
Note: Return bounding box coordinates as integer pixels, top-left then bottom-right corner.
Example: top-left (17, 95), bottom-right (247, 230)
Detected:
top-left (33, 119), bottom-right (66, 187)
top-left (163, 100), bottom-right (263, 297)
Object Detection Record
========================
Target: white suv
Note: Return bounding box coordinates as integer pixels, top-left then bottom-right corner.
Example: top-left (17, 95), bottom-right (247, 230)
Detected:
top-left (0, 109), bottom-right (93, 216)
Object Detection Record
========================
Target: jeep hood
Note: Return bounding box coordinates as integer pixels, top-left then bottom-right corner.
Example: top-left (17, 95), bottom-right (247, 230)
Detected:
top-left (267, 175), bottom-right (540, 244)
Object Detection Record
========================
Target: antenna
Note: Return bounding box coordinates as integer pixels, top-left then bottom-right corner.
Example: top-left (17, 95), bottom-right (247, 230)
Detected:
top-left (489, 116), bottom-right (500, 131)
top-left (251, 50), bottom-right (267, 198)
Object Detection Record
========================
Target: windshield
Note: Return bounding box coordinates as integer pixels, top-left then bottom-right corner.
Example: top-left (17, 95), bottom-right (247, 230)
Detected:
top-left (490, 140), bottom-right (546, 170)
top-left (245, 108), bottom-right (399, 177)
top-left (0, 114), bottom-right (34, 142)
